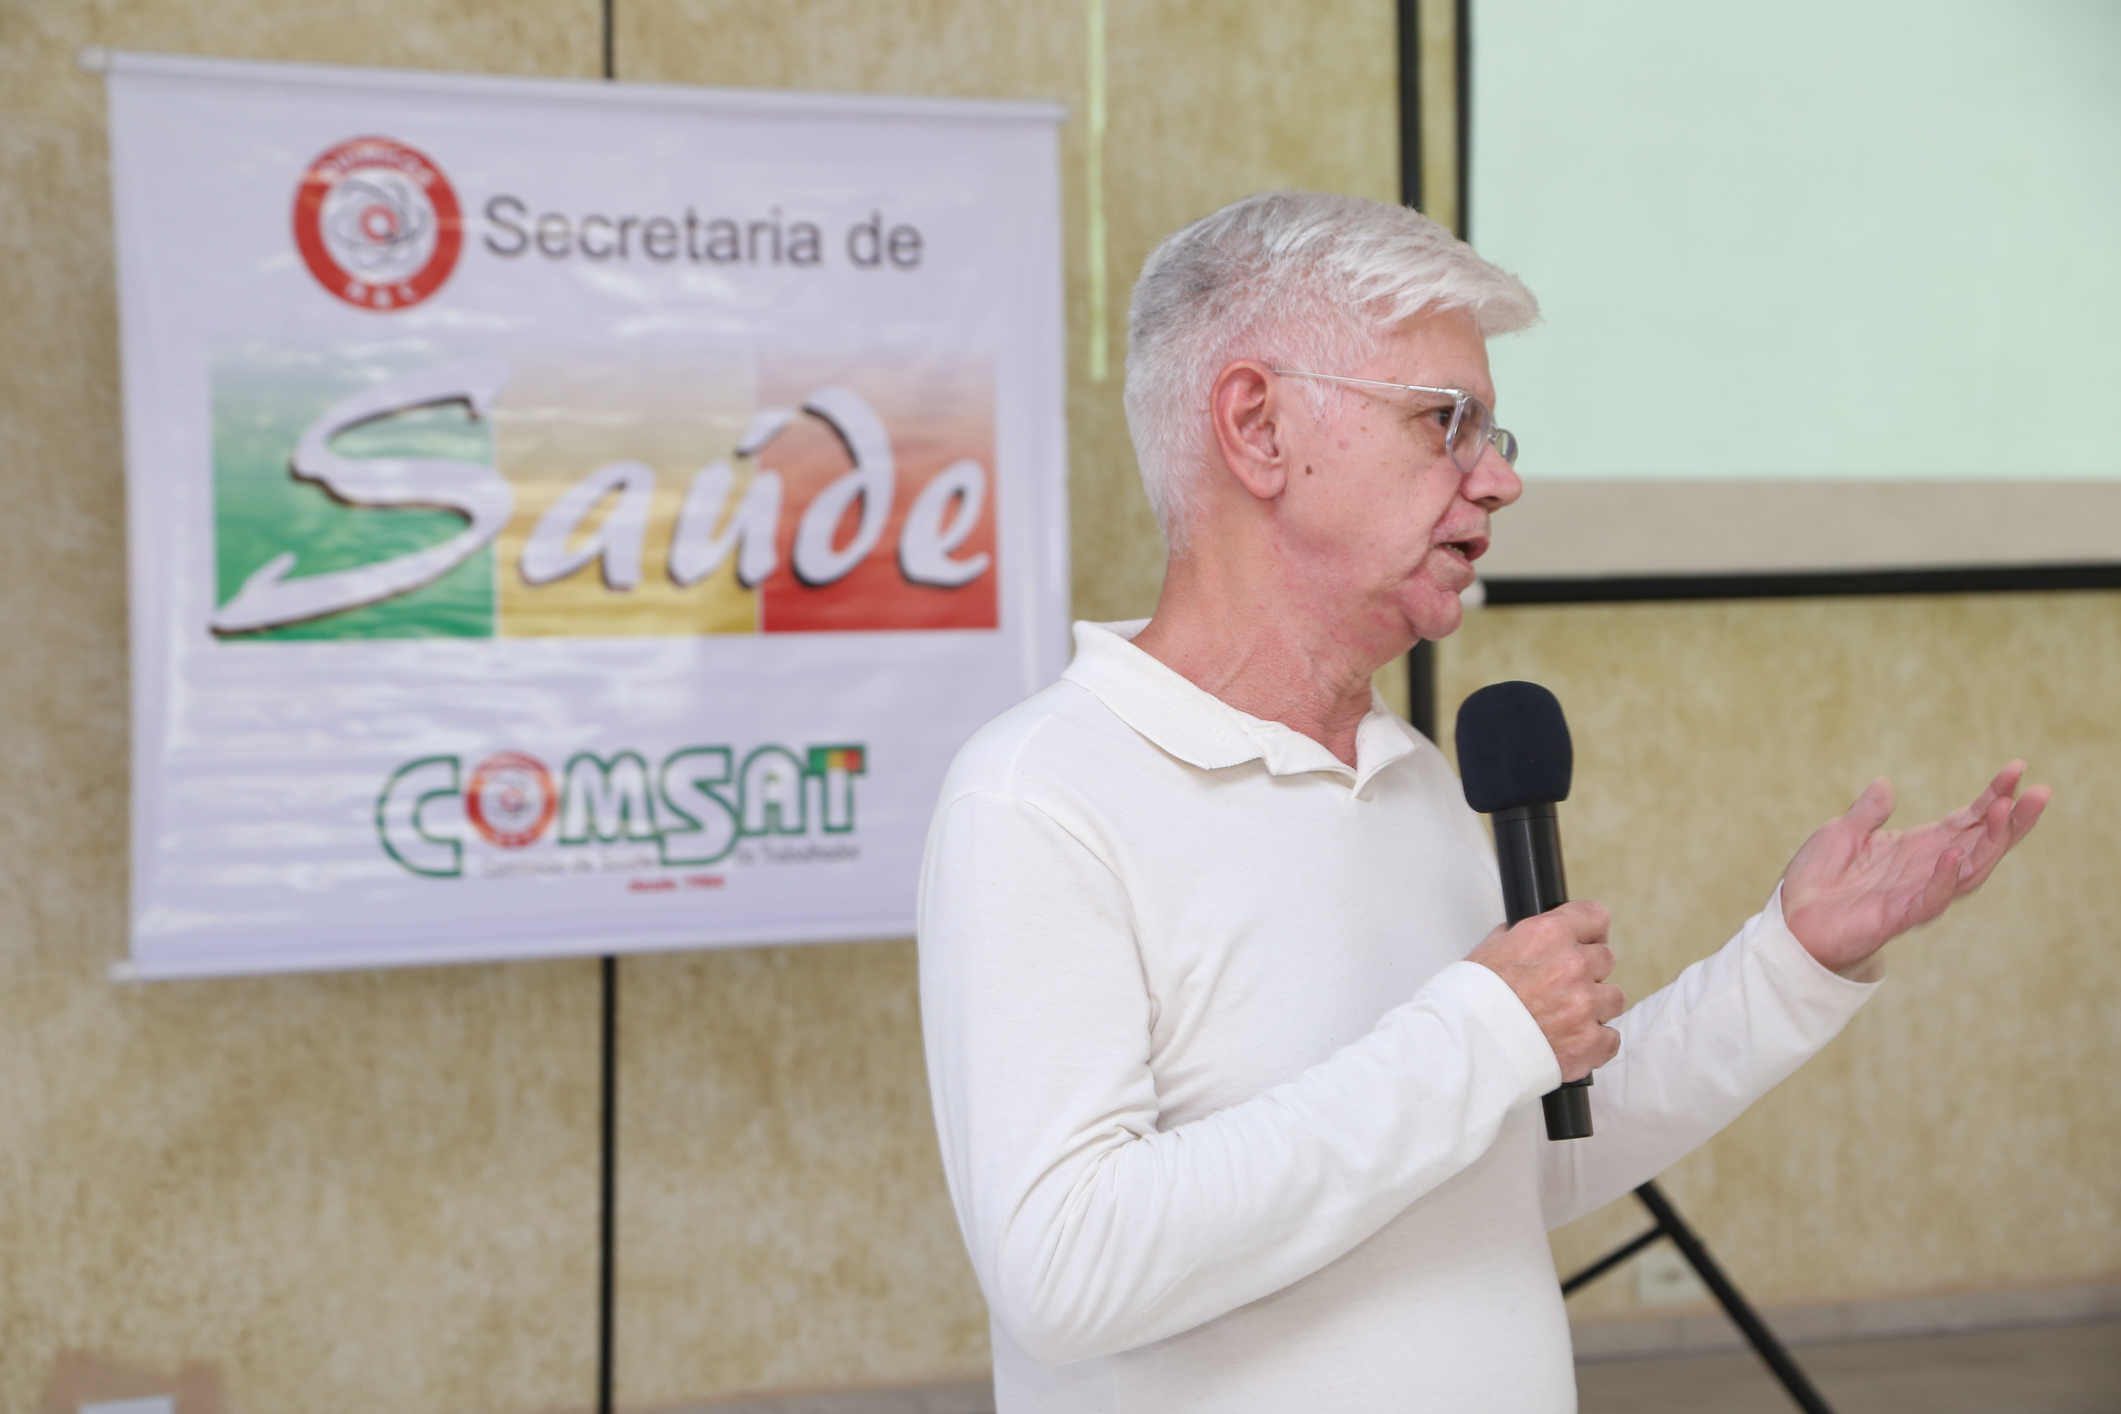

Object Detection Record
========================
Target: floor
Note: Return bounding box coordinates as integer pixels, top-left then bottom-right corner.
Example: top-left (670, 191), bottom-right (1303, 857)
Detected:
top-left (1574, 1319), bottom-right (2121, 1414)
top-left (681, 1320), bottom-right (2121, 1413)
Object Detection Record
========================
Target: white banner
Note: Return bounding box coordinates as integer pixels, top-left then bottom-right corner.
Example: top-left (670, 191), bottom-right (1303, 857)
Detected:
top-left (103, 52), bottom-right (1068, 979)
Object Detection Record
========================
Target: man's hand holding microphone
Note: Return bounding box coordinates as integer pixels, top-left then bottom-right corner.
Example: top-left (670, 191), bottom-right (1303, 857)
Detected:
top-left (1469, 900), bottom-right (1622, 1084)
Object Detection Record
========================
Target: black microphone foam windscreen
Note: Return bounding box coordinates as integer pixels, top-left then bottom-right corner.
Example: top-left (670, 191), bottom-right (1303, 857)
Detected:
top-left (1456, 681), bottom-right (1575, 813)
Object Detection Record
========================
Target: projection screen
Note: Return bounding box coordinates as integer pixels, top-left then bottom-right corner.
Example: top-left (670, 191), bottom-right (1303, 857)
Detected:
top-left (1466, 0), bottom-right (2121, 589)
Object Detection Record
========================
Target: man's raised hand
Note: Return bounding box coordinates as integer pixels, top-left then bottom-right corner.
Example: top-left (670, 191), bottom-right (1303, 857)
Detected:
top-left (1468, 900), bottom-right (1623, 1082)
top-left (1781, 762), bottom-right (2050, 978)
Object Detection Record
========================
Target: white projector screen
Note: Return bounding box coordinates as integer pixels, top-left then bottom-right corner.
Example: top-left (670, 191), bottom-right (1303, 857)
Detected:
top-left (1468, 0), bottom-right (2121, 586)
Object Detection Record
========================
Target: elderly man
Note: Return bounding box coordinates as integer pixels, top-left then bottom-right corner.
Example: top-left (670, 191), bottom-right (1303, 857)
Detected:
top-left (915, 191), bottom-right (2045, 1413)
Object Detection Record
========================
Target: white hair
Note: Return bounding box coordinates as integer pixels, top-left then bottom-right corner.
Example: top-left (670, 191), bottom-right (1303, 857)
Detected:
top-left (1122, 190), bottom-right (1539, 549)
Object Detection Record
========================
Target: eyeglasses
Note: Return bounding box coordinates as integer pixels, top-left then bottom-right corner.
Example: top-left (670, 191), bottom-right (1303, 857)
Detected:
top-left (1270, 369), bottom-right (1519, 477)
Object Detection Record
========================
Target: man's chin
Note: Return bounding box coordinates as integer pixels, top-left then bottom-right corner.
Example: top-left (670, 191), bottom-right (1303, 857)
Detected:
top-left (1406, 594), bottom-right (1464, 644)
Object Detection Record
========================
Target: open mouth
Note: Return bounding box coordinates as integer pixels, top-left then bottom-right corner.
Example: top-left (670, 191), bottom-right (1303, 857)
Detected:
top-left (1439, 536), bottom-right (1487, 563)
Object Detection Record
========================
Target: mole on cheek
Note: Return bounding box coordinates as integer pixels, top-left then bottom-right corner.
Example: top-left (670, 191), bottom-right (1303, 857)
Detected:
top-left (1304, 464), bottom-right (1314, 475)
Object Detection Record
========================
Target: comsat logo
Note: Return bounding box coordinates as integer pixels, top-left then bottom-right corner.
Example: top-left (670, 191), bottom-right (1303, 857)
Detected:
top-left (377, 742), bottom-right (866, 878)
top-left (294, 136), bottom-right (463, 311)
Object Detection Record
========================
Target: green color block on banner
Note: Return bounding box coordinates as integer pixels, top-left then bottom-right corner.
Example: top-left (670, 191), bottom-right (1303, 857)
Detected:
top-left (211, 343), bottom-right (495, 641)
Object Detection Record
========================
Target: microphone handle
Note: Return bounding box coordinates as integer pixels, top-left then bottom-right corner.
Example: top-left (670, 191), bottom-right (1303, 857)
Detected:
top-left (1492, 804), bottom-right (1595, 1141)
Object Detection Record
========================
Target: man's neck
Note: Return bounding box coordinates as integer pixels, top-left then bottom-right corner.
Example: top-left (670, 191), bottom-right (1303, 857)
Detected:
top-left (1131, 552), bottom-right (1402, 768)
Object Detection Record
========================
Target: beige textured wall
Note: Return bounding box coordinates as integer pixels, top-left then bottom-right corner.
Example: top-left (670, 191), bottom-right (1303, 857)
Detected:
top-left (1438, 594), bottom-right (2121, 1319)
top-left (0, 1), bottom-right (1395, 1411)
top-left (1, 8), bottom-right (613, 1414)
top-left (5, 3), bottom-right (2113, 1414)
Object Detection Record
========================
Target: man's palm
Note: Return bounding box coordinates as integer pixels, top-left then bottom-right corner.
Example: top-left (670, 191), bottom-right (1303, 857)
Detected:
top-left (1781, 763), bottom-right (2049, 974)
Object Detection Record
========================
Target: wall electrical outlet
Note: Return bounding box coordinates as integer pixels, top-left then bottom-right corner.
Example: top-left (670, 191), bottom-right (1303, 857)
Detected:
top-left (1635, 1242), bottom-right (1710, 1307)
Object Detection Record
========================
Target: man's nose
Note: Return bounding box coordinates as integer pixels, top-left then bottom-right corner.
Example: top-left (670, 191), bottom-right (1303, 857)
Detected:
top-left (1465, 439), bottom-right (1522, 510)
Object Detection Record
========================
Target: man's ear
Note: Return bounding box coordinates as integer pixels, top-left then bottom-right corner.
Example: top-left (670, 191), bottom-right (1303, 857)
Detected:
top-left (1208, 361), bottom-right (1293, 503)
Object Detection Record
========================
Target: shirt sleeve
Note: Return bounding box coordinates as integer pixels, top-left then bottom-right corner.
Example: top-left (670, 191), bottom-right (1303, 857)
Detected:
top-left (1537, 885), bottom-right (1883, 1229)
top-left (918, 789), bottom-right (1561, 1366)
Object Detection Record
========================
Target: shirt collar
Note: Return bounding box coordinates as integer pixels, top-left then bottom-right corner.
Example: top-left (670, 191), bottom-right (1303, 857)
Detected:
top-left (1060, 620), bottom-right (1427, 790)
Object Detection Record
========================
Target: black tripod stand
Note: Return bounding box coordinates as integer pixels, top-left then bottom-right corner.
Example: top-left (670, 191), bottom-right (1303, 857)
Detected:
top-left (1562, 1180), bottom-right (1836, 1414)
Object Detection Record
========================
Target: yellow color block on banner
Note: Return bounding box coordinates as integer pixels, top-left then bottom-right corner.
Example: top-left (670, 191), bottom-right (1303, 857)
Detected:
top-left (492, 343), bottom-right (761, 637)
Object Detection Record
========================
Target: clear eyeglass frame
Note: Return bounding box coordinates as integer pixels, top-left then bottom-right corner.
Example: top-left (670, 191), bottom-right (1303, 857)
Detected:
top-left (1269, 369), bottom-right (1519, 477)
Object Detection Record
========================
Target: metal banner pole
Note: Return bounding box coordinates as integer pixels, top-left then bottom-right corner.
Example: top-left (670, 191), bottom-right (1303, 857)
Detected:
top-left (1562, 1181), bottom-right (1838, 1414)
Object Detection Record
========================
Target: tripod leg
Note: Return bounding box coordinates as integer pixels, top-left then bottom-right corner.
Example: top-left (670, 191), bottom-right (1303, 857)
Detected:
top-left (1560, 1225), bottom-right (1664, 1296)
top-left (1632, 1182), bottom-right (1836, 1414)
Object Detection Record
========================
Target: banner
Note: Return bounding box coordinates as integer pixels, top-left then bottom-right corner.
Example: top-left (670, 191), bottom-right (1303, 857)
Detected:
top-left (104, 52), bottom-right (1068, 978)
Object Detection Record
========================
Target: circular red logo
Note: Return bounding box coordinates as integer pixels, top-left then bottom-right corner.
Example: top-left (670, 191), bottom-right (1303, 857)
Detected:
top-left (293, 136), bottom-right (462, 312)
top-left (465, 752), bottom-right (558, 850)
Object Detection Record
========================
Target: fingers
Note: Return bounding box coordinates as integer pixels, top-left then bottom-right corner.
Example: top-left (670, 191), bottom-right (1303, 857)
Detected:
top-left (1466, 900), bottom-right (1623, 1081)
top-left (1963, 794), bottom-right (2013, 866)
top-left (1578, 1013), bottom-right (1620, 1076)
top-left (1845, 776), bottom-right (1896, 833)
top-left (2011, 783), bottom-right (2051, 841)
top-left (1956, 779), bottom-right (2052, 894)
top-left (1910, 844), bottom-right (1962, 925)
top-left (1558, 1008), bottom-right (1625, 1079)
top-left (1553, 898), bottom-right (1611, 947)
top-left (1948, 760), bottom-right (2027, 831)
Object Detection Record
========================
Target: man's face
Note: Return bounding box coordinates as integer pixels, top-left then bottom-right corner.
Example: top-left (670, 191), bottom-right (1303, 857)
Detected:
top-left (1274, 306), bottom-right (1522, 649)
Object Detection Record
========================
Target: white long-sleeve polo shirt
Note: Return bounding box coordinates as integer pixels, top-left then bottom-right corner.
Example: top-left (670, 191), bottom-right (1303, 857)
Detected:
top-left (917, 620), bottom-right (1880, 1414)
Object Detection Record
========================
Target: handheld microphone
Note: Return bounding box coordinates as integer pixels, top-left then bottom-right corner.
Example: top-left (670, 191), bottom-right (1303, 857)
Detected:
top-left (1455, 681), bottom-right (1595, 1141)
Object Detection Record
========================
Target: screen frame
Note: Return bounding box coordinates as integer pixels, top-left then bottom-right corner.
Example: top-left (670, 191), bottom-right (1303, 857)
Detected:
top-left (1425, 0), bottom-right (2121, 609)
top-left (1394, 0), bottom-right (2121, 740)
